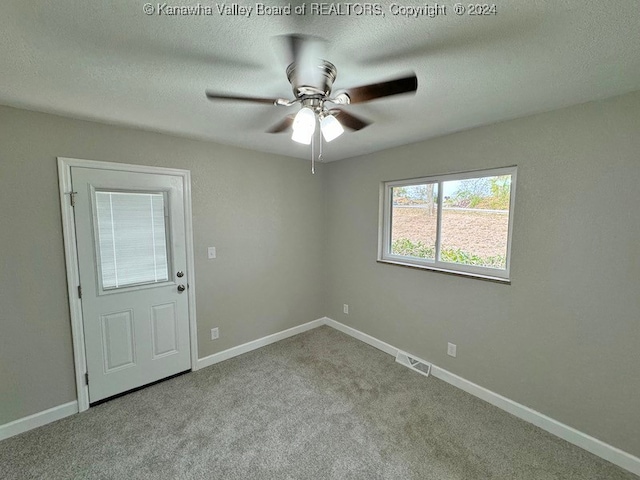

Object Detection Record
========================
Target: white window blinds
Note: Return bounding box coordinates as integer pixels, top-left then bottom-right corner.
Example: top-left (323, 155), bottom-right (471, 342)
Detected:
top-left (95, 191), bottom-right (169, 289)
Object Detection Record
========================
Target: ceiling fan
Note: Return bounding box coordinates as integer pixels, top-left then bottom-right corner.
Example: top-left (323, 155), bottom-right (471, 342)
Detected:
top-left (205, 34), bottom-right (418, 172)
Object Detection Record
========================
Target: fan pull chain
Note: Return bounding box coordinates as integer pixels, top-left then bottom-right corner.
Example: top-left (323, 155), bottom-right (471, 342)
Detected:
top-left (311, 133), bottom-right (315, 174)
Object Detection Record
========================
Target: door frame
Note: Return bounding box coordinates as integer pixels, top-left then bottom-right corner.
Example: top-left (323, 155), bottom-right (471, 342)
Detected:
top-left (58, 157), bottom-right (199, 412)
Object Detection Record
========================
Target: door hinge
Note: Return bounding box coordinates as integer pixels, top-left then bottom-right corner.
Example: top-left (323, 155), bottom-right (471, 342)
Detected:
top-left (84, 372), bottom-right (89, 385)
top-left (77, 285), bottom-right (82, 298)
top-left (66, 191), bottom-right (78, 207)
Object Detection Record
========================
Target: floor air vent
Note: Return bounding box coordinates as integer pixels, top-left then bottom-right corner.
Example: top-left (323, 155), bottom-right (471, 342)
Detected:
top-left (395, 350), bottom-right (432, 377)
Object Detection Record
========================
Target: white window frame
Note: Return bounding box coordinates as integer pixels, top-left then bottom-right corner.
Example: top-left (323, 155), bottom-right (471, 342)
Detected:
top-left (92, 188), bottom-right (173, 294)
top-left (378, 166), bottom-right (517, 282)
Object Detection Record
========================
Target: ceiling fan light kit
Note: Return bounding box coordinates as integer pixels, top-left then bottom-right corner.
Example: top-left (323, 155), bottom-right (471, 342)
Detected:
top-left (291, 99), bottom-right (345, 144)
top-left (291, 107), bottom-right (316, 145)
top-left (320, 114), bottom-right (344, 142)
top-left (205, 34), bottom-right (418, 173)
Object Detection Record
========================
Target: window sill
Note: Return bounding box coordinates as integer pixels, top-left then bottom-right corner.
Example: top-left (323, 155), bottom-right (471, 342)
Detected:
top-left (376, 259), bottom-right (511, 284)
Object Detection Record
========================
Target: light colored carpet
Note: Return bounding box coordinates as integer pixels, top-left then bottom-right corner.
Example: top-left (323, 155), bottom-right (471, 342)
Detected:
top-left (1, 326), bottom-right (637, 479)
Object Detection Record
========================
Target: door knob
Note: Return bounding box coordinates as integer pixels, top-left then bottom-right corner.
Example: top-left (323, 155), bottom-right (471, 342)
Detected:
top-left (176, 271), bottom-right (184, 278)
top-left (177, 284), bottom-right (186, 292)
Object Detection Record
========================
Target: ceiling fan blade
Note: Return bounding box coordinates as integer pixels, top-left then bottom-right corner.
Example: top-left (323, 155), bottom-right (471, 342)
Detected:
top-left (330, 109), bottom-right (371, 131)
top-left (342, 74), bottom-right (418, 104)
top-left (205, 91), bottom-right (278, 105)
top-left (266, 115), bottom-right (295, 133)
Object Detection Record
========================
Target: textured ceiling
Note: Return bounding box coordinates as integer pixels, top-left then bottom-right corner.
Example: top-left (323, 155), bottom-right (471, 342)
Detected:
top-left (2, 1), bottom-right (640, 161)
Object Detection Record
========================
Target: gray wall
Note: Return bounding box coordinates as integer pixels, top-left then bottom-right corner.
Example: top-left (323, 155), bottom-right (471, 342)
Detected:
top-left (2, 90), bottom-right (639, 459)
top-left (0, 105), bottom-right (325, 424)
top-left (324, 90), bottom-right (640, 457)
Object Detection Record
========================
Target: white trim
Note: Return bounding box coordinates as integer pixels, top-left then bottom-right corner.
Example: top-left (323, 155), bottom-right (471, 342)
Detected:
top-left (1, 317), bottom-right (326, 441)
top-left (197, 318), bottom-right (326, 370)
top-left (57, 157), bottom-right (199, 410)
top-left (0, 402), bottom-right (78, 441)
top-left (429, 366), bottom-right (640, 476)
top-left (324, 318), bottom-right (398, 357)
top-left (4, 315), bottom-right (639, 476)
top-left (182, 170), bottom-right (199, 370)
top-left (378, 166), bottom-right (517, 282)
top-left (376, 259), bottom-right (511, 283)
top-left (323, 318), bottom-right (640, 477)
top-left (58, 159), bottom-right (90, 412)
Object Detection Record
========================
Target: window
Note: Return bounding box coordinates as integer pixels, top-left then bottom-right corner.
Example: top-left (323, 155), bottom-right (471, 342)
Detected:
top-left (379, 166), bottom-right (516, 281)
top-left (95, 191), bottom-right (170, 290)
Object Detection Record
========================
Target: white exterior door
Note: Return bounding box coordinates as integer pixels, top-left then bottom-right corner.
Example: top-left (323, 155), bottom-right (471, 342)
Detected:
top-left (71, 167), bottom-right (191, 403)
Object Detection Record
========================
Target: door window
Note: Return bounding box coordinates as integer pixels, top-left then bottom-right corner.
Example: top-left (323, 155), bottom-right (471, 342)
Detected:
top-left (95, 191), bottom-right (170, 289)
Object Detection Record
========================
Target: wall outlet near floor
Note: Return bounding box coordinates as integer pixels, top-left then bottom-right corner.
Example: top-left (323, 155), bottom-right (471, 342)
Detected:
top-left (207, 246), bottom-right (216, 259)
top-left (211, 327), bottom-right (219, 340)
top-left (447, 342), bottom-right (457, 357)
top-left (343, 304), bottom-right (349, 315)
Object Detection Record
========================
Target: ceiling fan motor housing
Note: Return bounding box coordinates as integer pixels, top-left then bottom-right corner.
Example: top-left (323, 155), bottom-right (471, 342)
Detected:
top-left (286, 60), bottom-right (337, 98)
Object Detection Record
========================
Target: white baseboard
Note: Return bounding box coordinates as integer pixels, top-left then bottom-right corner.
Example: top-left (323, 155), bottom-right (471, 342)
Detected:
top-left (324, 318), bottom-right (398, 357)
top-left (196, 317), bottom-right (326, 370)
top-left (4, 318), bottom-right (639, 477)
top-left (430, 365), bottom-right (640, 476)
top-left (324, 318), bottom-right (640, 477)
top-left (1, 318), bottom-right (326, 442)
top-left (0, 401), bottom-right (78, 441)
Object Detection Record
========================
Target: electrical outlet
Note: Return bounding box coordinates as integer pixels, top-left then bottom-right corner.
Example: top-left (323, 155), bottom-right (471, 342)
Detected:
top-left (343, 304), bottom-right (349, 314)
top-left (211, 327), bottom-right (219, 340)
top-left (447, 342), bottom-right (457, 357)
top-left (207, 247), bottom-right (216, 259)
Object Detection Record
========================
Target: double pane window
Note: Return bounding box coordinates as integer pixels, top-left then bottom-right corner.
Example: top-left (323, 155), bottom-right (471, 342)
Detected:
top-left (380, 167), bottom-right (516, 281)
